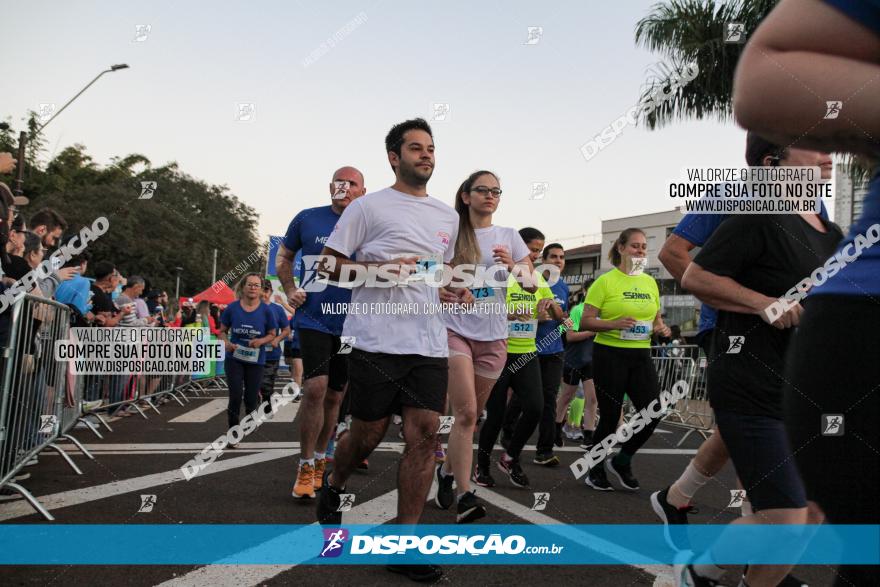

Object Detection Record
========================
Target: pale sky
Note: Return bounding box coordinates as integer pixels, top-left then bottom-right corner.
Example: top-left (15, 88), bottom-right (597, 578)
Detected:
top-left (4, 0), bottom-right (753, 248)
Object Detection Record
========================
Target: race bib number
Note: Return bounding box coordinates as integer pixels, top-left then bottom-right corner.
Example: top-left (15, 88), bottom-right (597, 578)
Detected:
top-left (233, 345), bottom-right (260, 363)
top-left (620, 320), bottom-right (652, 341)
top-left (469, 286), bottom-right (497, 304)
top-left (508, 319), bottom-right (538, 339)
top-left (405, 253), bottom-right (443, 283)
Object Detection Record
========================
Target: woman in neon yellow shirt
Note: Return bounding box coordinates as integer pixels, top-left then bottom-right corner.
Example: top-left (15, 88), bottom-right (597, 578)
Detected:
top-left (476, 227), bottom-right (565, 489)
top-left (580, 228), bottom-right (669, 492)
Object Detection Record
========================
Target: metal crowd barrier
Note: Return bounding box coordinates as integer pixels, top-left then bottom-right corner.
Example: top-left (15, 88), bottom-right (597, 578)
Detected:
top-left (0, 294), bottom-right (85, 519)
top-left (650, 344), bottom-right (713, 445)
top-left (0, 297), bottom-right (228, 520)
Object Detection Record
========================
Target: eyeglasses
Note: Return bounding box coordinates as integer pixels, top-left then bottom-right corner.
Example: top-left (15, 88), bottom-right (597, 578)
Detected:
top-left (470, 186), bottom-right (503, 198)
top-left (245, 283), bottom-right (261, 288)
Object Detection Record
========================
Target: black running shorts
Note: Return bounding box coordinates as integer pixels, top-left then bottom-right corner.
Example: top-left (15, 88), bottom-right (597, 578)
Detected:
top-left (347, 349), bottom-right (448, 421)
top-left (298, 328), bottom-right (348, 391)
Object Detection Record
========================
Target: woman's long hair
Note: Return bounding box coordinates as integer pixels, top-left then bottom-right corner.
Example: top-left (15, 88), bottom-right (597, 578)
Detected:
top-left (452, 170), bottom-right (498, 266)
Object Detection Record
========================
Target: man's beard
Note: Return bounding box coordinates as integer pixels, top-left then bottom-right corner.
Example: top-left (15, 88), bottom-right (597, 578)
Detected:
top-left (398, 160), bottom-right (433, 187)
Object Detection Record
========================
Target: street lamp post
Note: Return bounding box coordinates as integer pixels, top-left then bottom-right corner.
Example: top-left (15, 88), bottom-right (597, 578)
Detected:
top-left (12, 64), bottom-right (129, 197)
top-left (175, 267), bottom-right (184, 301)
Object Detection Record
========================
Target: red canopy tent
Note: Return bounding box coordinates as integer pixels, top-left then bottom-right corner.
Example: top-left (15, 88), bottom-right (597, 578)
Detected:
top-left (180, 280), bottom-right (236, 308)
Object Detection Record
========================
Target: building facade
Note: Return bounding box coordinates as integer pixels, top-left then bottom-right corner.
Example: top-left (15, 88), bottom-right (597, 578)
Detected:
top-left (834, 163), bottom-right (869, 234)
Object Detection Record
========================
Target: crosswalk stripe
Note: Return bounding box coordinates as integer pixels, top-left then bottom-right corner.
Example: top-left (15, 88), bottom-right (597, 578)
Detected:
top-left (271, 401), bottom-right (299, 423)
top-left (154, 489), bottom-right (401, 587)
top-left (170, 399), bottom-right (228, 423)
top-left (478, 487), bottom-right (668, 579)
top-left (0, 450), bottom-right (296, 522)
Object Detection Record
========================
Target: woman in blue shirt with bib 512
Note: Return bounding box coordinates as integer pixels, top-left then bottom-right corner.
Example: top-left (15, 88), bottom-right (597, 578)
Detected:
top-left (218, 272), bottom-right (282, 441)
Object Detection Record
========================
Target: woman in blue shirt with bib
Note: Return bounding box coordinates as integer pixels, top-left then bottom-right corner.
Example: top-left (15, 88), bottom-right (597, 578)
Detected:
top-left (219, 273), bottom-right (280, 438)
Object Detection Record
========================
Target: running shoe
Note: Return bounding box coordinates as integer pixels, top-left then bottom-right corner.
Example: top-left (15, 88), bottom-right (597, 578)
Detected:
top-left (292, 462), bottom-right (315, 499)
top-left (314, 458), bottom-right (326, 490)
top-left (472, 464), bottom-right (496, 488)
top-left (533, 452), bottom-right (560, 467)
top-left (498, 455), bottom-right (529, 488)
top-left (357, 458), bottom-right (369, 471)
top-left (456, 490), bottom-right (487, 524)
top-left (673, 560), bottom-right (722, 587)
top-left (316, 470), bottom-right (345, 526)
top-left (578, 429), bottom-right (594, 450)
top-left (585, 466), bottom-right (614, 491)
top-left (650, 486), bottom-right (694, 551)
top-left (386, 563), bottom-right (443, 583)
top-left (563, 423), bottom-right (584, 440)
top-left (606, 457), bottom-right (639, 491)
top-left (434, 465), bottom-right (455, 510)
top-left (82, 399), bottom-right (103, 412)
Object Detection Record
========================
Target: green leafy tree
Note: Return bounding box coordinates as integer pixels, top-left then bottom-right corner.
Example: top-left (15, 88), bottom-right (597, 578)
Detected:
top-left (0, 123), bottom-right (264, 297)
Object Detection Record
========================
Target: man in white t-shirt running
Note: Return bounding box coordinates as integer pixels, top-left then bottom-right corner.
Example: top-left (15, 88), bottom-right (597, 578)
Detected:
top-left (315, 118), bottom-right (473, 583)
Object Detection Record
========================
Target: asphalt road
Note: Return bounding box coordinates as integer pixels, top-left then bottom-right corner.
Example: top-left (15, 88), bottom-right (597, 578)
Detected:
top-left (0, 375), bottom-right (838, 586)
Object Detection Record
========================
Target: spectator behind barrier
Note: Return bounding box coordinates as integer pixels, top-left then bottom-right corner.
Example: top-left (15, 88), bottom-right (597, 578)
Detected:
top-left (29, 208), bottom-right (67, 249)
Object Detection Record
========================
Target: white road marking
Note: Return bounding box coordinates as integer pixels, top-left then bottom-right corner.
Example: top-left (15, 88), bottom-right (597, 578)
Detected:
top-left (53, 441), bottom-right (698, 456)
top-left (478, 487), bottom-right (673, 582)
top-left (269, 401), bottom-right (299, 423)
top-left (0, 450), bottom-right (297, 521)
top-left (154, 489), bottom-right (402, 587)
top-left (169, 399), bottom-right (228, 423)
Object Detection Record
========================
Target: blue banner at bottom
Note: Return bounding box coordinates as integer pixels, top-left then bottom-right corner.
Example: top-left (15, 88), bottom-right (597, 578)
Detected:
top-left (0, 525), bottom-right (877, 565)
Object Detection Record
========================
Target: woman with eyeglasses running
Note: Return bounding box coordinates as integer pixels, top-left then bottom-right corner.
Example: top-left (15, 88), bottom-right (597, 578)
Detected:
top-left (218, 272), bottom-right (283, 443)
top-left (434, 170), bottom-right (533, 522)
top-left (581, 228), bottom-right (670, 492)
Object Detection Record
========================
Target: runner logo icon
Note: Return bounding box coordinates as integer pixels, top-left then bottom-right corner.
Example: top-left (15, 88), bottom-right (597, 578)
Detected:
top-left (320, 528), bottom-right (349, 557)
top-left (727, 489), bottom-right (747, 508)
top-left (338, 336), bottom-right (355, 355)
top-left (531, 492), bottom-right (550, 511)
top-left (726, 336), bottom-right (745, 354)
top-left (821, 414), bottom-right (844, 436)
top-left (337, 494), bottom-right (356, 512)
top-left (138, 494), bottom-right (157, 513)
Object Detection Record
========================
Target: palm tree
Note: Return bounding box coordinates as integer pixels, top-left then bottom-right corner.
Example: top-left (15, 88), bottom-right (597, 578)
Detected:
top-left (634, 0), bottom-right (777, 130)
top-left (635, 0), bottom-right (872, 180)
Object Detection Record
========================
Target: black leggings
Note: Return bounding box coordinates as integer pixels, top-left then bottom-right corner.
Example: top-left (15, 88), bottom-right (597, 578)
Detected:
top-left (502, 353), bottom-right (564, 453)
top-left (260, 359), bottom-right (280, 404)
top-left (225, 358), bottom-right (264, 428)
top-left (478, 353), bottom-right (542, 464)
top-left (591, 343), bottom-right (660, 463)
top-left (784, 295), bottom-right (879, 587)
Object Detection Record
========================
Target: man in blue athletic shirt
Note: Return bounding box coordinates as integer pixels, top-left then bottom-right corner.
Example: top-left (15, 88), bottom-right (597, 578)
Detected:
top-left (275, 166), bottom-right (366, 499)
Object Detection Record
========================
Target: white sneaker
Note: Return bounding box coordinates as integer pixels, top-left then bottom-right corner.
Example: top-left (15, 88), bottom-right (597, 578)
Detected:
top-left (82, 399), bottom-right (103, 412)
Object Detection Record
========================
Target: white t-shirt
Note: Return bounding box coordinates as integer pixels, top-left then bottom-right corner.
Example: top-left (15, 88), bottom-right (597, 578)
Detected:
top-left (443, 225), bottom-right (531, 342)
top-left (325, 187), bottom-right (459, 357)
